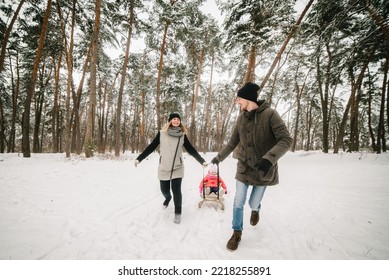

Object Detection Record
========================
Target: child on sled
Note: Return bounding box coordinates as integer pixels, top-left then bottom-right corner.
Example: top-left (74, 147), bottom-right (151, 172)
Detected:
top-left (199, 164), bottom-right (228, 198)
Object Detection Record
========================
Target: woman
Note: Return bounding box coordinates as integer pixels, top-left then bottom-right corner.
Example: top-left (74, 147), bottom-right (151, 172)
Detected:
top-left (134, 112), bottom-right (207, 224)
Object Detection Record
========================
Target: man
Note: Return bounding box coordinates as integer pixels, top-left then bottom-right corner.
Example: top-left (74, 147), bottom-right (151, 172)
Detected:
top-left (211, 82), bottom-right (292, 251)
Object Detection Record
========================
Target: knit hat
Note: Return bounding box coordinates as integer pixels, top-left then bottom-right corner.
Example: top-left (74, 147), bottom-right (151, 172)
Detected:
top-left (237, 82), bottom-right (259, 103)
top-left (208, 164), bottom-right (217, 175)
top-left (168, 112), bottom-right (181, 122)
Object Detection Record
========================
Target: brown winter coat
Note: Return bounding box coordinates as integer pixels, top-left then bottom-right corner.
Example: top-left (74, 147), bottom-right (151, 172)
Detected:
top-left (215, 101), bottom-right (292, 186)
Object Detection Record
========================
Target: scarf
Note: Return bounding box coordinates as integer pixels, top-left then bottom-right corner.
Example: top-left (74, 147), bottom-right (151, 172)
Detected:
top-left (168, 126), bottom-right (183, 138)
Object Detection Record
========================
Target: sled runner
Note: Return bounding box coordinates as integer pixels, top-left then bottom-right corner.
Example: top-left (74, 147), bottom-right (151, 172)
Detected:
top-left (198, 164), bottom-right (226, 210)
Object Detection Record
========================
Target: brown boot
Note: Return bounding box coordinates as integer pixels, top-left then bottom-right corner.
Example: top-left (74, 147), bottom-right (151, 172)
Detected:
top-left (250, 210), bottom-right (259, 226)
top-left (226, 230), bottom-right (242, 251)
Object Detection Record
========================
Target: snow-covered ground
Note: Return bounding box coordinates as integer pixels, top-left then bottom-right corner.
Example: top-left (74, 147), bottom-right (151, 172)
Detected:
top-left (0, 150), bottom-right (388, 260)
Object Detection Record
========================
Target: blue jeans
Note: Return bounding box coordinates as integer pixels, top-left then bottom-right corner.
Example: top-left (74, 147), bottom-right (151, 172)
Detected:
top-left (232, 180), bottom-right (267, 231)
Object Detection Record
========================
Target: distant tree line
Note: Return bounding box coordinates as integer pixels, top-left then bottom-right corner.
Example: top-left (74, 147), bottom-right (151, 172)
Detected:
top-left (0, 0), bottom-right (387, 157)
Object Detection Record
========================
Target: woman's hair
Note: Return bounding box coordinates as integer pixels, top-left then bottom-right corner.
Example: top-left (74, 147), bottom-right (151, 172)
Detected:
top-left (162, 120), bottom-right (188, 134)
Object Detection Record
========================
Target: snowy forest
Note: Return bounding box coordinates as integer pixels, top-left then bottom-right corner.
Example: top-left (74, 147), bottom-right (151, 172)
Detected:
top-left (0, 0), bottom-right (388, 158)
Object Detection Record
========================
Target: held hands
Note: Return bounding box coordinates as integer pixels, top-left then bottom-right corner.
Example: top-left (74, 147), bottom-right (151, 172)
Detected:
top-left (254, 158), bottom-right (272, 176)
top-left (134, 159), bottom-right (140, 167)
top-left (202, 162), bottom-right (208, 168)
top-left (210, 157), bottom-right (219, 165)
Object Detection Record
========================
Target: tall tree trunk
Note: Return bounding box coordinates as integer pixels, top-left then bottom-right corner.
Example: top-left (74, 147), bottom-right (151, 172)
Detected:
top-left (33, 71), bottom-right (45, 153)
top-left (115, 0), bottom-right (134, 156)
top-left (316, 41), bottom-right (332, 153)
top-left (377, 53), bottom-right (389, 153)
top-left (156, 23), bottom-right (169, 131)
top-left (72, 43), bottom-right (92, 154)
top-left (386, 60), bottom-right (389, 152)
top-left (334, 42), bottom-right (378, 153)
top-left (52, 52), bottom-right (62, 153)
top-left (57, 0), bottom-right (76, 157)
top-left (140, 55), bottom-right (146, 151)
top-left (291, 66), bottom-right (309, 152)
top-left (349, 69), bottom-right (362, 152)
top-left (66, 0), bottom-right (75, 157)
top-left (0, 92), bottom-right (4, 152)
top-left (258, 0), bottom-right (314, 94)
top-left (98, 82), bottom-right (107, 153)
top-left (204, 54), bottom-right (214, 151)
top-left (190, 47), bottom-right (206, 146)
top-left (367, 75), bottom-right (376, 152)
top-left (244, 45), bottom-right (256, 83)
top-left (0, 0), bottom-right (25, 73)
top-left (305, 97), bottom-right (316, 151)
top-left (33, 65), bottom-right (51, 153)
top-left (21, 0), bottom-right (52, 158)
top-left (84, 0), bottom-right (101, 158)
top-left (8, 50), bottom-right (20, 153)
top-left (155, 0), bottom-right (178, 130)
top-left (105, 79), bottom-right (115, 152)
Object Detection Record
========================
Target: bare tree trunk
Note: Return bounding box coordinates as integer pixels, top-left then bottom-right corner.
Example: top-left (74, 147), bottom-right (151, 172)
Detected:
top-left (334, 42), bottom-right (378, 153)
top-left (315, 41), bottom-right (332, 153)
top-left (291, 66), bottom-right (309, 152)
top-left (0, 93), bottom-right (4, 152)
top-left (140, 63), bottom-right (146, 151)
top-left (7, 50), bottom-right (20, 153)
top-left (305, 98), bottom-right (314, 151)
top-left (0, 0), bottom-right (25, 73)
top-left (72, 43), bottom-right (92, 155)
top-left (156, 23), bottom-right (169, 131)
top-left (33, 67), bottom-right (51, 153)
top-left (84, 0), bottom-right (101, 158)
top-left (368, 75), bottom-right (376, 151)
top-left (97, 82), bottom-right (107, 153)
top-left (22, 0), bottom-right (52, 158)
top-left (244, 46), bottom-right (256, 83)
top-left (140, 95), bottom-right (146, 149)
top-left (258, 0), bottom-right (314, 94)
top-left (154, 0), bottom-right (179, 130)
top-left (57, 0), bottom-right (76, 157)
top-left (204, 54), bottom-right (214, 151)
top-left (220, 89), bottom-right (239, 151)
top-left (52, 52), bottom-right (62, 153)
top-left (115, 0), bottom-right (134, 156)
top-left (377, 53), bottom-right (388, 153)
top-left (349, 69), bottom-right (361, 152)
top-left (190, 47), bottom-right (206, 147)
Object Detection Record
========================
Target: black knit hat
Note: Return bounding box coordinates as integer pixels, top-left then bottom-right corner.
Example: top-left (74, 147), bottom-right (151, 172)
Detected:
top-left (168, 112), bottom-right (181, 122)
top-left (237, 82), bottom-right (259, 102)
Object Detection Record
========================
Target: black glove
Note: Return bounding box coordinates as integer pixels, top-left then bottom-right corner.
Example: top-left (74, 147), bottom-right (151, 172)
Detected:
top-left (211, 157), bottom-right (219, 165)
top-left (255, 158), bottom-right (272, 175)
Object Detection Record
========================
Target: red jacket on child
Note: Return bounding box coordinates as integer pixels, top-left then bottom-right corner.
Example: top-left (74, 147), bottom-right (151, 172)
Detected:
top-left (199, 172), bottom-right (227, 194)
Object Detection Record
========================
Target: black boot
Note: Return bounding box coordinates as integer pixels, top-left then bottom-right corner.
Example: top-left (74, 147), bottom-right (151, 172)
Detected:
top-left (250, 210), bottom-right (259, 226)
top-left (226, 230), bottom-right (242, 251)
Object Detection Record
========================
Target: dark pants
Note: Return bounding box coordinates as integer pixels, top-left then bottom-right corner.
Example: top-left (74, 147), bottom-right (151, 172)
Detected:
top-left (160, 178), bottom-right (182, 214)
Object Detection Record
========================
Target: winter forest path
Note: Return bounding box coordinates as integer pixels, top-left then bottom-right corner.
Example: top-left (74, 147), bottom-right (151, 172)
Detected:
top-left (0, 151), bottom-right (388, 259)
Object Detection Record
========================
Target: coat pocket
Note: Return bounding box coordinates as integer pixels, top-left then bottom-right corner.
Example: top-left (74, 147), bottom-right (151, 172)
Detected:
top-left (237, 161), bottom-right (247, 174)
top-left (174, 156), bottom-right (183, 169)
